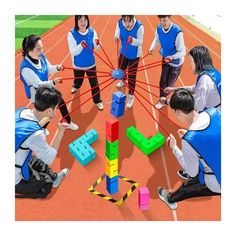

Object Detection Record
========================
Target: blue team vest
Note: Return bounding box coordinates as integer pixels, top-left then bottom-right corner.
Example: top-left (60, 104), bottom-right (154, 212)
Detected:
top-left (70, 28), bottom-right (95, 67)
top-left (157, 24), bottom-right (182, 64)
top-left (15, 107), bottom-right (43, 181)
top-left (119, 19), bottom-right (142, 60)
top-left (196, 68), bottom-right (221, 99)
top-left (20, 54), bottom-right (49, 99)
top-left (183, 108), bottom-right (221, 186)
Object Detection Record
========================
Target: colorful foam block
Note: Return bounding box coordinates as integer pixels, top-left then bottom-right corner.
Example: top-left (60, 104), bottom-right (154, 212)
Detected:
top-left (106, 118), bottom-right (119, 142)
top-left (112, 91), bottom-right (126, 104)
top-left (111, 101), bottom-right (125, 118)
top-left (106, 180), bottom-right (118, 194)
top-left (138, 187), bottom-right (150, 206)
top-left (126, 126), bottom-right (165, 155)
top-left (68, 129), bottom-right (98, 166)
top-left (106, 140), bottom-right (118, 153)
top-left (106, 175), bottom-right (119, 185)
top-left (105, 159), bottom-right (118, 178)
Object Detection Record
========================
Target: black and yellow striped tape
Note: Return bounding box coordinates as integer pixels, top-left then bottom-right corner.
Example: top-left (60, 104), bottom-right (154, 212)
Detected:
top-left (88, 174), bottom-right (139, 206)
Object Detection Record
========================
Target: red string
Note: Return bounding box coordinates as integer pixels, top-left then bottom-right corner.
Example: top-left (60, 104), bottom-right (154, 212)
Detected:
top-left (62, 79), bottom-right (115, 120)
top-left (61, 74), bottom-right (111, 81)
top-left (58, 76), bottom-right (113, 108)
top-left (63, 66), bottom-right (111, 75)
top-left (122, 78), bottom-right (180, 130)
top-left (119, 39), bottom-right (129, 69)
top-left (99, 43), bottom-right (115, 69)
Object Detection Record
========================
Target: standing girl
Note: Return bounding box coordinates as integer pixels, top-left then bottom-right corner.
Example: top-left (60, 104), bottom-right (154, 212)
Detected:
top-left (20, 34), bottom-right (78, 130)
top-left (68, 15), bottom-right (104, 110)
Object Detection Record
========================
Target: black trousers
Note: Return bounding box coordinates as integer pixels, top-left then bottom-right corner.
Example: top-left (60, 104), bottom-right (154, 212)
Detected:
top-left (73, 66), bottom-right (102, 104)
top-left (159, 63), bottom-right (182, 97)
top-left (169, 175), bottom-right (221, 203)
top-left (58, 97), bottom-right (71, 123)
top-left (15, 158), bottom-right (57, 199)
top-left (119, 55), bottom-right (139, 95)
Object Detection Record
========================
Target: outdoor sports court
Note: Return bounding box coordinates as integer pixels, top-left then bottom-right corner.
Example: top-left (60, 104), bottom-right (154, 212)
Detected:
top-left (15, 15), bottom-right (221, 221)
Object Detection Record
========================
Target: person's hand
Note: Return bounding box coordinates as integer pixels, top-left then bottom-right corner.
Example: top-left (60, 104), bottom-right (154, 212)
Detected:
top-left (56, 65), bottom-right (64, 71)
top-left (53, 77), bottom-right (63, 84)
top-left (95, 39), bottom-right (100, 46)
top-left (128, 36), bottom-right (133, 44)
top-left (164, 87), bottom-right (175, 94)
top-left (166, 134), bottom-right (177, 150)
top-left (114, 36), bottom-right (120, 43)
top-left (165, 56), bottom-right (174, 63)
top-left (149, 49), bottom-right (154, 55)
top-left (177, 129), bottom-right (187, 139)
top-left (81, 40), bottom-right (87, 48)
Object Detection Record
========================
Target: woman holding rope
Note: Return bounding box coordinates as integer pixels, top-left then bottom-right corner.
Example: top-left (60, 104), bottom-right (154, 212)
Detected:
top-left (20, 34), bottom-right (78, 131)
top-left (114, 15), bottom-right (144, 108)
top-left (67, 15), bottom-right (104, 110)
top-left (149, 15), bottom-right (186, 110)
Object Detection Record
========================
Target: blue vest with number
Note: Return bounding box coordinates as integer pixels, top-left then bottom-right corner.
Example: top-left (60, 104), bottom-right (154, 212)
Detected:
top-left (196, 68), bottom-right (221, 98)
top-left (15, 107), bottom-right (43, 181)
top-left (20, 54), bottom-right (49, 99)
top-left (70, 28), bottom-right (95, 67)
top-left (119, 19), bottom-right (142, 60)
top-left (183, 108), bottom-right (221, 186)
top-left (157, 24), bottom-right (182, 64)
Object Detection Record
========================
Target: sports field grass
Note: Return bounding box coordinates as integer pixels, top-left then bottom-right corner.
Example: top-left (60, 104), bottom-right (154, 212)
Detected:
top-left (15, 15), bottom-right (69, 51)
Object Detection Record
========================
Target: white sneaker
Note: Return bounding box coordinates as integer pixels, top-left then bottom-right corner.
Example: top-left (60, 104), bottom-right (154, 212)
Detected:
top-left (67, 121), bottom-right (79, 130)
top-left (53, 168), bottom-right (69, 188)
top-left (71, 87), bottom-right (78, 94)
top-left (126, 94), bottom-right (134, 108)
top-left (44, 129), bottom-right (50, 136)
top-left (116, 81), bottom-right (125, 88)
top-left (157, 187), bottom-right (177, 210)
top-left (96, 102), bottom-right (104, 110)
top-left (155, 101), bottom-right (167, 110)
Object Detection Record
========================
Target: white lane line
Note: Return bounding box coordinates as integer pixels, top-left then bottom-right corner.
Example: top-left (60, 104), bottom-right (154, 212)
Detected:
top-left (142, 55), bottom-right (178, 221)
top-left (15, 15), bottom-right (38, 25)
top-left (172, 16), bottom-right (221, 59)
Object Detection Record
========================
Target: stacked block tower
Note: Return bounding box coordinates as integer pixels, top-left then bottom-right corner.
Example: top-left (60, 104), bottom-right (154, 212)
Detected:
top-left (105, 118), bottom-right (119, 194)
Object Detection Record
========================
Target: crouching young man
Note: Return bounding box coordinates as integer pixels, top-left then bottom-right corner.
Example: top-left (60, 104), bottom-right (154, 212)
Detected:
top-left (15, 85), bottom-right (69, 198)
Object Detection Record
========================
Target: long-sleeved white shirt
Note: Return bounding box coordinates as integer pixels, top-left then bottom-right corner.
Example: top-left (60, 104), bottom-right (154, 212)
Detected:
top-left (68, 28), bottom-right (100, 70)
top-left (21, 55), bottom-right (59, 103)
top-left (172, 111), bottom-right (221, 193)
top-left (184, 74), bottom-right (221, 112)
top-left (15, 109), bottom-right (57, 185)
top-left (114, 18), bottom-right (144, 58)
top-left (149, 23), bottom-right (186, 67)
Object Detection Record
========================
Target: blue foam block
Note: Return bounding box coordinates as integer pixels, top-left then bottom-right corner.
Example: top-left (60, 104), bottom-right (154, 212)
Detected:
top-left (111, 102), bottom-right (125, 118)
top-left (80, 129), bottom-right (98, 144)
top-left (112, 91), bottom-right (126, 104)
top-left (106, 180), bottom-right (119, 194)
top-left (106, 175), bottom-right (119, 185)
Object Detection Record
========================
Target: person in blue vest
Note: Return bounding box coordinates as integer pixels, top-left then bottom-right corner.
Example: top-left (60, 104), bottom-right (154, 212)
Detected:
top-left (157, 88), bottom-right (221, 210)
top-left (15, 86), bottom-right (69, 198)
top-left (20, 35), bottom-right (78, 131)
top-left (115, 15), bottom-right (144, 108)
top-left (164, 46), bottom-right (221, 180)
top-left (149, 15), bottom-right (186, 109)
top-left (68, 15), bottom-right (104, 110)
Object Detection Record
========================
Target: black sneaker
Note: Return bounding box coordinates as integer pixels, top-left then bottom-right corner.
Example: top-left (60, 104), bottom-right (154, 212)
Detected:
top-left (177, 170), bottom-right (190, 180)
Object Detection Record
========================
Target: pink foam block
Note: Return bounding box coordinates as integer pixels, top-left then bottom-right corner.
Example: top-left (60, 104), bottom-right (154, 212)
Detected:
top-left (138, 187), bottom-right (150, 205)
top-left (139, 204), bottom-right (149, 210)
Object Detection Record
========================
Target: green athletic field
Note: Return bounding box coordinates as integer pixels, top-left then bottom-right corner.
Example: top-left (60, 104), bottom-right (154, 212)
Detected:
top-left (15, 15), bottom-right (69, 51)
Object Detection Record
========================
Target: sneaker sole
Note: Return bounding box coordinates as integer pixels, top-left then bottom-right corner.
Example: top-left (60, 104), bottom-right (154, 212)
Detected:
top-left (177, 171), bottom-right (190, 180)
top-left (157, 187), bottom-right (177, 210)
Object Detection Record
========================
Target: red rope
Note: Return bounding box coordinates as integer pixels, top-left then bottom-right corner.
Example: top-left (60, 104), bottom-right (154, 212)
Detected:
top-left (63, 66), bottom-right (111, 75)
top-left (119, 39), bottom-right (129, 69)
top-left (122, 78), bottom-right (180, 129)
top-left (61, 74), bottom-right (111, 81)
top-left (122, 80), bottom-right (170, 136)
top-left (62, 79), bottom-right (115, 120)
top-left (58, 76), bottom-right (113, 108)
top-left (99, 42), bottom-right (115, 69)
